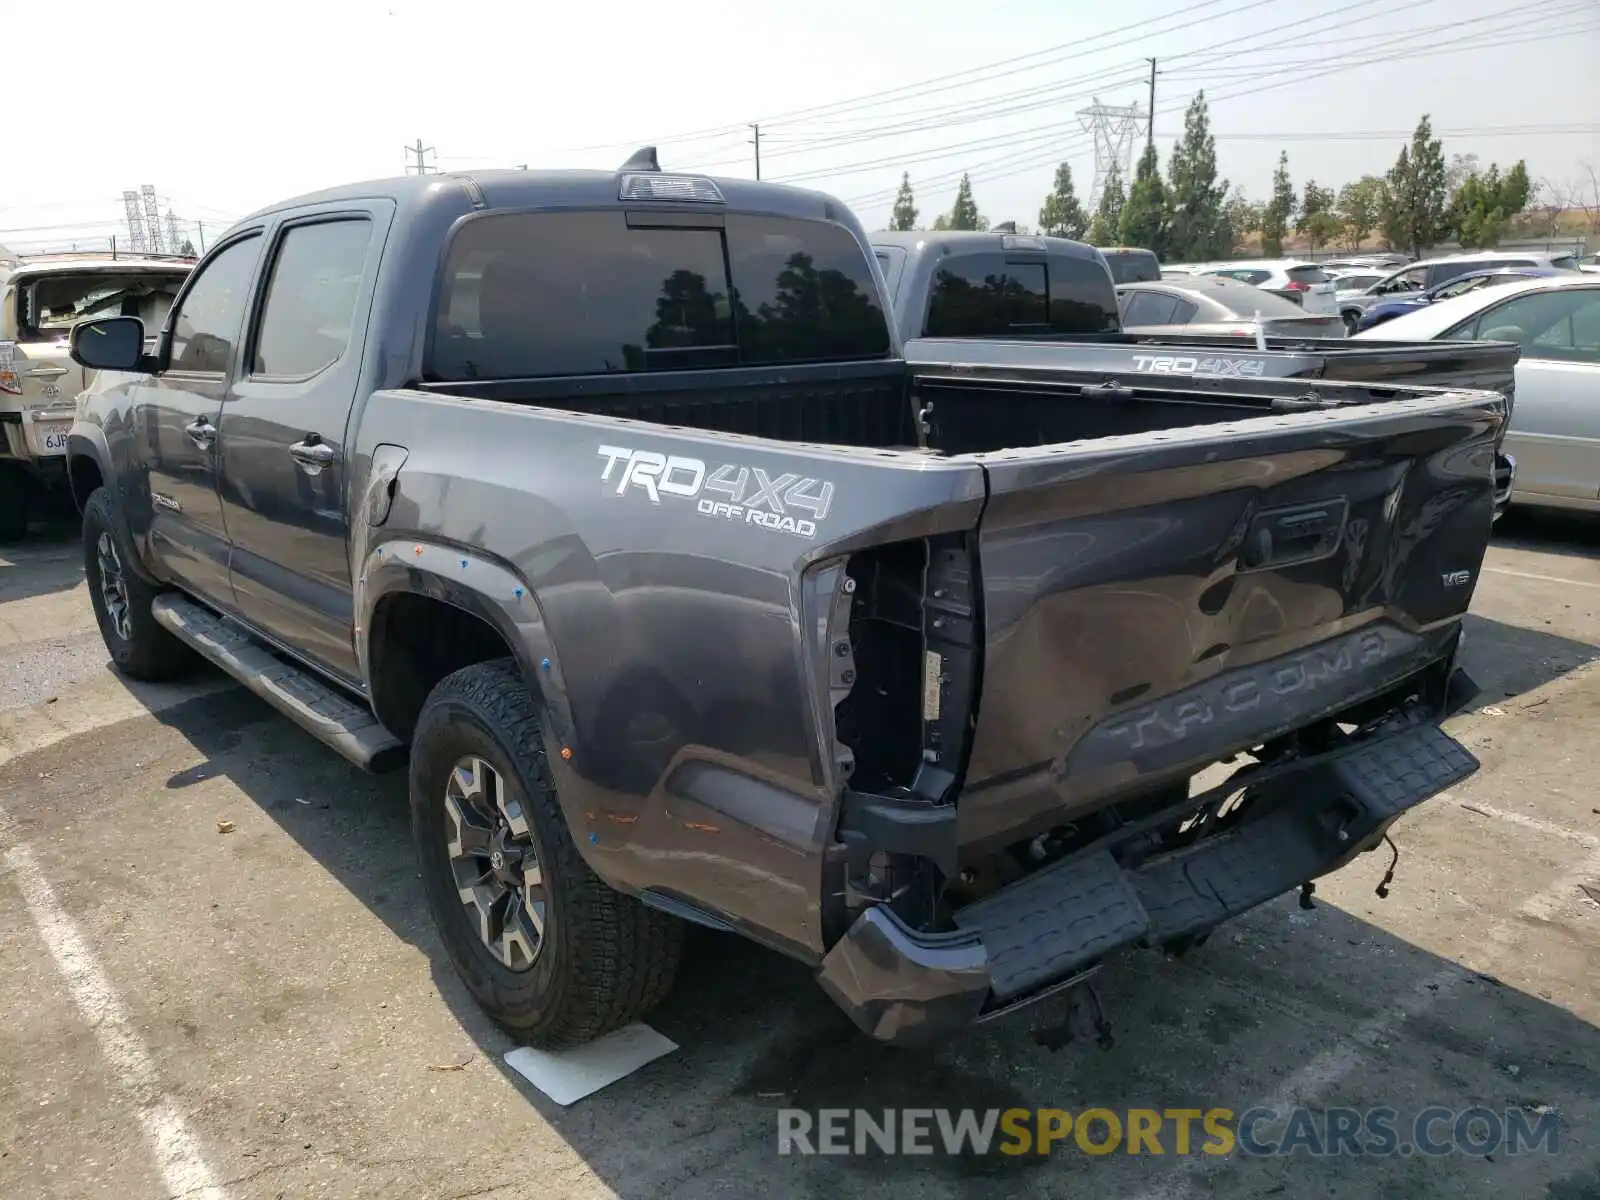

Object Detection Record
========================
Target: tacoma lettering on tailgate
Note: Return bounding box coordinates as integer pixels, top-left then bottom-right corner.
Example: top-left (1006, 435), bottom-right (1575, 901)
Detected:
top-left (1062, 625), bottom-right (1430, 778)
top-left (597, 444), bottom-right (835, 539)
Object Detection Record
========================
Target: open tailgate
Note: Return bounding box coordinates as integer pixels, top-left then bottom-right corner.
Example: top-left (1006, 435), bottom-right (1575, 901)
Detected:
top-left (952, 386), bottom-right (1505, 852)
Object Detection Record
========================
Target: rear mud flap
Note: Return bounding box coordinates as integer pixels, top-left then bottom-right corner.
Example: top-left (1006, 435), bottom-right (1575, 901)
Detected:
top-left (953, 722), bottom-right (1477, 1002)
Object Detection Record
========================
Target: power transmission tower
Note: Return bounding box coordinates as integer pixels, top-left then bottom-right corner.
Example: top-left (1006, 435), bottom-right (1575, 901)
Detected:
top-left (1076, 98), bottom-right (1143, 212)
top-left (122, 190), bottom-right (148, 253)
top-left (404, 138), bottom-right (437, 175)
top-left (141, 185), bottom-right (165, 253)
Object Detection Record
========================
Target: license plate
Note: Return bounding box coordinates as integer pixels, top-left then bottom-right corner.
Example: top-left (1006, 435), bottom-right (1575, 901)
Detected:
top-left (39, 424), bottom-right (70, 455)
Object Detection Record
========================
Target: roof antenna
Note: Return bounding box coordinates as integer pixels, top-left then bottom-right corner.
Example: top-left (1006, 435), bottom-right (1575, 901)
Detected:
top-left (618, 146), bottom-right (661, 173)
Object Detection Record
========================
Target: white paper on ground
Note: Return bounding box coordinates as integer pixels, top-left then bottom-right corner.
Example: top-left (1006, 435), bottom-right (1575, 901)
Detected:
top-left (503, 1023), bottom-right (679, 1106)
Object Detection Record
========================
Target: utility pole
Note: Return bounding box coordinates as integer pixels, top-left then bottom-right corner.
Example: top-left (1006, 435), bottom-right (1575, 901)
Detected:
top-left (1145, 58), bottom-right (1157, 149)
top-left (196, 221), bottom-right (206, 254)
top-left (404, 138), bottom-right (437, 175)
top-left (749, 123), bottom-right (761, 181)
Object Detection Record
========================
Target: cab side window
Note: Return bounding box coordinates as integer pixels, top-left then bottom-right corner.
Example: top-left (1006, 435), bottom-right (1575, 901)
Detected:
top-left (251, 219), bottom-right (373, 378)
top-left (1450, 289), bottom-right (1600, 365)
top-left (168, 235), bottom-right (262, 374)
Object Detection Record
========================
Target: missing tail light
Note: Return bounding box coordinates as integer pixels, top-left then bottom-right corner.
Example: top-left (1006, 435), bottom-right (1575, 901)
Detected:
top-left (831, 534), bottom-right (980, 801)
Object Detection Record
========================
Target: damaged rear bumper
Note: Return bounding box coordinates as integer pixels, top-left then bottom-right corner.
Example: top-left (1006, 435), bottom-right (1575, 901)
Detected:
top-left (817, 717), bottom-right (1478, 1047)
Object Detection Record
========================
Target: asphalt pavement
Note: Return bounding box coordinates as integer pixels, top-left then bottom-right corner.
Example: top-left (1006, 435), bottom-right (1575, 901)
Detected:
top-left (0, 510), bottom-right (1597, 1200)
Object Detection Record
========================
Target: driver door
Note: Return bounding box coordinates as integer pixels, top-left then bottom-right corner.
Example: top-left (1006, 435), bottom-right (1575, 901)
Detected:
top-left (132, 232), bottom-right (264, 602)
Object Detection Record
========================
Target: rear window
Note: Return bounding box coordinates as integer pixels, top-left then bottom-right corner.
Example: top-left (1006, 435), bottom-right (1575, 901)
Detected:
top-left (1551, 255), bottom-right (1578, 271)
top-left (1120, 290), bottom-right (1184, 326)
top-left (1099, 249), bottom-right (1161, 284)
top-left (1286, 265), bottom-right (1331, 284)
top-left (922, 252), bottom-right (1116, 337)
top-left (429, 210), bottom-right (890, 381)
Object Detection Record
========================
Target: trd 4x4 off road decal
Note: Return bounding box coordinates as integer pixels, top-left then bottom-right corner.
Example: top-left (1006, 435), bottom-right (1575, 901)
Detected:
top-left (597, 444), bottom-right (835, 539)
top-left (1131, 354), bottom-right (1267, 379)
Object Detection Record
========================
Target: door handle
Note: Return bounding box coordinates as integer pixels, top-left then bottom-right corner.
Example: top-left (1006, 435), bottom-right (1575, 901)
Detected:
top-left (1239, 499), bottom-right (1349, 571)
top-left (289, 437), bottom-right (339, 475)
top-left (185, 417), bottom-right (216, 450)
top-left (23, 365), bottom-right (69, 378)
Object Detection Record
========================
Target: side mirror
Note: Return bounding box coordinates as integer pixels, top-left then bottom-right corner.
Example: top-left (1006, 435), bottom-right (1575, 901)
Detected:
top-left (69, 316), bottom-right (150, 373)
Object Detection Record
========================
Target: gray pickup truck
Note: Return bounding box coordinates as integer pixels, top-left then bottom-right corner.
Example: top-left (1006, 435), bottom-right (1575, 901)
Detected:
top-left (67, 154), bottom-right (1499, 1050)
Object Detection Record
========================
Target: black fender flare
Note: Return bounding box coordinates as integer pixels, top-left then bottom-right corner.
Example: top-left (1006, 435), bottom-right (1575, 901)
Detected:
top-left (355, 539), bottom-right (578, 761)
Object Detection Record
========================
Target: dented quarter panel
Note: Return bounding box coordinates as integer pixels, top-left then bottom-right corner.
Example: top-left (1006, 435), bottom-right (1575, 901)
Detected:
top-left (352, 387), bottom-right (985, 961)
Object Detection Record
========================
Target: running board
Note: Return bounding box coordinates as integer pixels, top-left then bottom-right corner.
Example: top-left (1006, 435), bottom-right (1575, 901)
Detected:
top-left (150, 595), bottom-right (405, 773)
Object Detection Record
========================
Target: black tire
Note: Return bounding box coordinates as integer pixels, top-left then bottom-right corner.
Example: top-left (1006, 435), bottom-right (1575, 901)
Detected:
top-left (1342, 310), bottom-right (1360, 335)
top-left (82, 486), bottom-right (197, 681)
top-left (0, 466), bottom-right (29, 542)
top-left (410, 659), bottom-right (684, 1048)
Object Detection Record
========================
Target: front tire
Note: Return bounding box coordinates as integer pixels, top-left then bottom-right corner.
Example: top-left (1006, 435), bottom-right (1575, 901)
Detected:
top-left (1342, 310), bottom-right (1360, 335)
top-left (82, 487), bottom-right (197, 680)
top-left (410, 659), bottom-right (684, 1048)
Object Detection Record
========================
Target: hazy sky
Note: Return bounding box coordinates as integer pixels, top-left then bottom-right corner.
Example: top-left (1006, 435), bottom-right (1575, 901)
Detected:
top-left (4, 0), bottom-right (1596, 252)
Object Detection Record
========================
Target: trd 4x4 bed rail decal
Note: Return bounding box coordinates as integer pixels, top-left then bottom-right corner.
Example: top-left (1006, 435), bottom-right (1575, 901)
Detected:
top-left (597, 444), bottom-right (836, 539)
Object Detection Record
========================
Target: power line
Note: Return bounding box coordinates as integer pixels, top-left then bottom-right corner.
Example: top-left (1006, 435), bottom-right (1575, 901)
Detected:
top-left (691, 0), bottom-right (1430, 177)
top-left (839, 19), bottom-right (1590, 210)
top-left (541, 0), bottom-right (1282, 159)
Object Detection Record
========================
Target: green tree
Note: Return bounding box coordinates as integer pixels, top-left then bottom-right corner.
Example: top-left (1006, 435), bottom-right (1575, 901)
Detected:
top-left (1223, 188), bottom-right (1262, 254)
top-left (930, 213), bottom-right (951, 231)
top-left (1336, 176), bottom-right (1385, 250)
top-left (1380, 114), bottom-right (1450, 258)
top-left (948, 174), bottom-right (986, 231)
top-left (1260, 151), bottom-right (1296, 257)
top-left (890, 173), bottom-right (919, 232)
top-left (1038, 162), bottom-right (1088, 239)
top-left (1087, 163), bottom-right (1126, 245)
top-left (1118, 143), bottom-right (1168, 255)
top-left (1451, 160), bottom-right (1533, 249)
top-left (1164, 91), bottom-right (1230, 261)
top-left (179, 239), bottom-right (197, 257)
top-left (1296, 180), bottom-right (1341, 254)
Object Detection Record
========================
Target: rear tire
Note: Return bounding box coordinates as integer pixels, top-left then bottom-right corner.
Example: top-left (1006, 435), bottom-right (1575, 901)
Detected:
top-left (1342, 310), bottom-right (1360, 335)
top-left (410, 659), bottom-right (684, 1048)
top-left (0, 466), bottom-right (29, 542)
top-left (82, 487), bottom-right (197, 681)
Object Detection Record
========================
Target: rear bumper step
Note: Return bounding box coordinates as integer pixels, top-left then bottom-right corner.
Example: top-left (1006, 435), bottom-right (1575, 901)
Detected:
top-left (817, 721), bottom-right (1477, 1046)
top-left (151, 595), bottom-right (405, 773)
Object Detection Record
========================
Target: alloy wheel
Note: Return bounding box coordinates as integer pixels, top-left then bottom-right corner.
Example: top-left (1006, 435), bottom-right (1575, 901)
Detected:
top-left (443, 755), bottom-right (547, 971)
top-left (95, 532), bottom-right (133, 642)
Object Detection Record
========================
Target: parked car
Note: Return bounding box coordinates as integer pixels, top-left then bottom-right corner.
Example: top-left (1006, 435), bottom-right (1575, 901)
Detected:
top-left (1097, 246), bottom-right (1162, 283)
top-left (1355, 267), bottom-right (1566, 333)
top-left (1116, 275), bottom-right (1346, 337)
top-left (1577, 253), bottom-right (1600, 274)
top-left (1355, 274), bottom-right (1600, 512)
top-left (1197, 260), bottom-right (1338, 316)
top-left (66, 156), bottom-right (1496, 1050)
top-left (1338, 250), bottom-right (1584, 334)
top-left (0, 253), bottom-right (192, 538)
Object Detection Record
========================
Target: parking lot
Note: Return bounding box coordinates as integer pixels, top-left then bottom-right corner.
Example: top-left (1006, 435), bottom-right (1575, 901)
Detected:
top-left (0, 513), bottom-right (1597, 1200)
